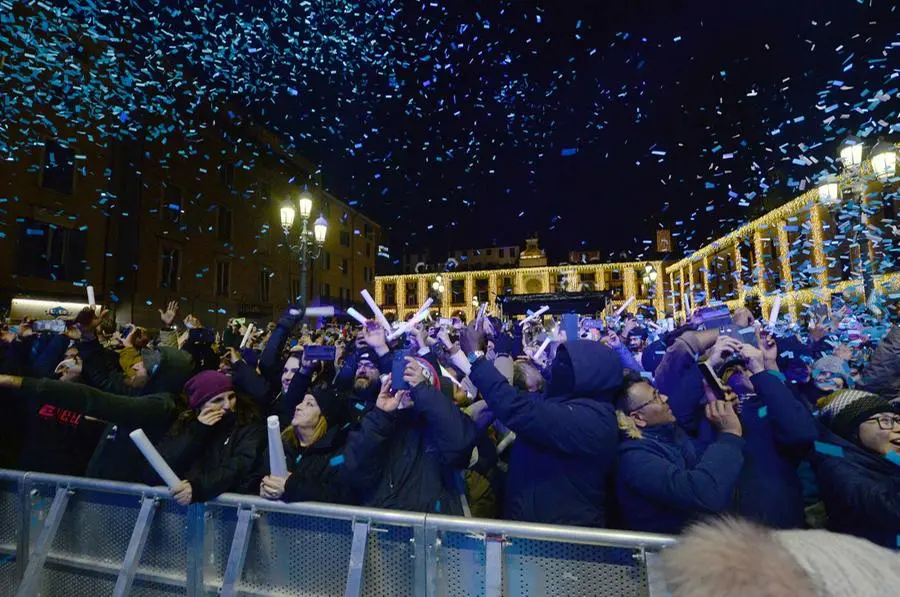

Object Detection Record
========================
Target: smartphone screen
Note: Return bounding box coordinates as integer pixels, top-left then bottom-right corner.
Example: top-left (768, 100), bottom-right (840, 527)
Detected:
top-left (304, 345), bottom-right (337, 361)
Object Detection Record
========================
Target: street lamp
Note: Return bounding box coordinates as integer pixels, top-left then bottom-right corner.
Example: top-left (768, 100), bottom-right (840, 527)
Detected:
top-left (281, 190), bottom-right (328, 305)
top-left (839, 135), bottom-right (864, 168)
top-left (642, 265), bottom-right (658, 298)
top-left (870, 139), bottom-right (897, 181)
top-left (817, 178), bottom-right (840, 205)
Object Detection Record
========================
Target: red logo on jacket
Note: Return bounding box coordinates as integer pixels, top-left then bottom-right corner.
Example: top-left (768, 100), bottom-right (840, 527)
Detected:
top-left (37, 404), bottom-right (83, 427)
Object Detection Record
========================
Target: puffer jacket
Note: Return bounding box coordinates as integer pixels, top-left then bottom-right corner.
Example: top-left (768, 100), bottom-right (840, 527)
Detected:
top-left (469, 341), bottom-right (622, 527)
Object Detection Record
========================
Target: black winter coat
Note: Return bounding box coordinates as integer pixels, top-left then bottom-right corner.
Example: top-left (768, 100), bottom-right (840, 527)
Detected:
top-left (153, 416), bottom-right (266, 502)
top-left (279, 426), bottom-right (353, 503)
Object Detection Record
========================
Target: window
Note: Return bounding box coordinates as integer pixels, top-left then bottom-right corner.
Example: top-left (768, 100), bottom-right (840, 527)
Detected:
top-left (259, 268), bottom-right (271, 303)
top-left (160, 247), bottom-right (180, 290)
top-left (40, 139), bottom-right (75, 195)
top-left (384, 283), bottom-right (397, 306)
top-left (322, 251), bottom-right (331, 271)
top-left (364, 223), bottom-right (373, 239)
top-left (16, 219), bottom-right (87, 281)
top-left (366, 243), bottom-right (371, 257)
top-left (217, 205), bottom-right (233, 242)
top-left (321, 282), bottom-right (331, 298)
top-left (340, 230), bottom-right (351, 247)
top-left (342, 258), bottom-right (349, 276)
top-left (162, 183), bottom-right (183, 224)
top-left (451, 279), bottom-right (465, 305)
top-left (476, 278), bottom-right (489, 303)
top-left (580, 272), bottom-right (596, 291)
top-left (406, 281), bottom-right (418, 306)
top-left (219, 161), bottom-right (235, 187)
top-left (486, 249), bottom-right (493, 256)
top-left (216, 261), bottom-right (230, 296)
top-left (502, 276), bottom-right (513, 294)
top-left (322, 201), bottom-right (330, 217)
top-left (499, 248), bottom-right (505, 258)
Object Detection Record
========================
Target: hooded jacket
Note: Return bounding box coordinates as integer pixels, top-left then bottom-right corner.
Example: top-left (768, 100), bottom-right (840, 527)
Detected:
top-left (341, 381), bottom-right (476, 515)
top-left (468, 341), bottom-right (622, 527)
top-left (811, 427), bottom-right (900, 548)
top-left (859, 325), bottom-right (900, 401)
top-left (616, 423), bottom-right (745, 534)
top-left (278, 425), bottom-right (353, 503)
top-left (152, 414), bottom-right (266, 502)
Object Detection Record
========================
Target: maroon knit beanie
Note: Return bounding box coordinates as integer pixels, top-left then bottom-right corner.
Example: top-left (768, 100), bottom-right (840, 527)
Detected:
top-left (184, 370), bottom-right (233, 410)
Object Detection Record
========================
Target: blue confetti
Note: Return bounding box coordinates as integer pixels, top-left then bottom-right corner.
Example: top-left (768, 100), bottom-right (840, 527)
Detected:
top-left (814, 441), bottom-right (844, 458)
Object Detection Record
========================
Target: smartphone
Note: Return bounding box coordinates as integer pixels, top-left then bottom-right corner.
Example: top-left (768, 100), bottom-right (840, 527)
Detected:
top-left (32, 320), bottom-right (67, 334)
top-left (391, 350), bottom-right (410, 392)
top-left (120, 324), bottom-right (135, 338)
top-left (696, 305), bottom-right (732, 330)
top-left (699, 361), bottom-right (729, 401)
top-left (562, 313), bottom-right (579, 343)
top-left (303, 344), bottom-right (337, 361)
top-left (582, 318), bottom-right (605, 330)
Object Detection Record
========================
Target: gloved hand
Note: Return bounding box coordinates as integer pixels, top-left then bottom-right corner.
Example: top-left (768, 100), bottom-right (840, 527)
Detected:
top-left (276, 304), bottom-right (305, 330)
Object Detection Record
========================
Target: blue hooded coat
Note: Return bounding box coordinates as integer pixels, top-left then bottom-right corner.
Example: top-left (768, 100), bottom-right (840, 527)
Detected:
top-left (468, 341), bottom-right (622, 527)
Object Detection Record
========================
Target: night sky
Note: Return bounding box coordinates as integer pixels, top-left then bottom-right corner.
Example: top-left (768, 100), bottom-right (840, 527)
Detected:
top-left (1, 0), bottom-right (897, 263)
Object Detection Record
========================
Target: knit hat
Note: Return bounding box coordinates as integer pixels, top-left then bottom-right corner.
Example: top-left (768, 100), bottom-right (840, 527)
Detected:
top-left (140, 347), bottom-right (163, 376)
top-left (406, 356), bottom-right (441, 390)
top-left (812, 355), bottom-right (852, 384)
top-left (184, 370), bottom-right (234, 410)
top-left (310, 385), bottom-right (345, 425)
top-left (817, 389), bottom-right (897, 441)
top-left (356, 348), bottom-right (377, 367)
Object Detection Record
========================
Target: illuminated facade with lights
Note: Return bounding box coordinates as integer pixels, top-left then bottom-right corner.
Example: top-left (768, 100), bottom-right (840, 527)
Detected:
top-left (665, 141), bottom-right (899, 320)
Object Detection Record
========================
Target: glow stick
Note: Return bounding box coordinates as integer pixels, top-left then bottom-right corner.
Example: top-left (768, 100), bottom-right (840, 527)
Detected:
top-left (387, 308), bottom-right (431, 340)
top-left (129, 429), bottom-right (180, 489)
top-left (768, 295), bottom-right (782, 329)
top-left (520, 305), bottom-right (549, 326)
top-left (346, 307), bottom-right (369, 326)
top-left (267, 416), bottom-right (289, 478)
top-left (532, 337), bottom-right (552, 361)
top-left (360, 289), bottom-right (392, 332)
top-left (413, 297), bottom-right (434, 319)
top-left (450, 349), bottom-right (472, 375)
top-left (86, 285), bottom-right (95, 307)
top-left (304, 306), bottom-right (335, 318)
top-left (614, 296), bottom-right (635, 316)
top-left (496, 432), bottom-right (516, 456)
top-left (461, 376), bottom-right (478, 399)
top-left (240, 324), bottom-right (255, 349)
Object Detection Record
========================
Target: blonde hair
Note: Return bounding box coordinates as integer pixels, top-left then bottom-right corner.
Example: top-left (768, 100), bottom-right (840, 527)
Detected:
top-left (281, 415), bottom-right (328, 450)
top-left (616, 410), bottom-right (643, 440)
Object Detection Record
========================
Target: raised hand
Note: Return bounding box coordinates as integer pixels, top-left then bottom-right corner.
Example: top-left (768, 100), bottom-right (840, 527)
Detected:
top-left (158, 301), bottom-right (179, 327)
top-left (376, 375), bottom-right (401, 412)
top-left (705, 400), bottom-right (742, 437)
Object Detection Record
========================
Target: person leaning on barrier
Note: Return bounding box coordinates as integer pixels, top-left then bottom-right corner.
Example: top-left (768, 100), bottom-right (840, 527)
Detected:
top-left (341, 356), bottom-right (477, 515)
top-left (151, 371), bottom-right (266, 505)
top-left (461, 320), bottom-right (622, 527)
top-left (614, 369), bottom-right (745, 534)
top-left (258, 385), bottom-right (353, 503)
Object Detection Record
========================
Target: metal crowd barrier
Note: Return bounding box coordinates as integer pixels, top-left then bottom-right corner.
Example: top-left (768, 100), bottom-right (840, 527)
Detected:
top-left (0, 469), bottom-right (675, 596)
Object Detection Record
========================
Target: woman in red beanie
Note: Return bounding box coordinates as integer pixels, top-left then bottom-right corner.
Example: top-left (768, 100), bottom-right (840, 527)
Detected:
top-left (151, 370), bottom-right (266, 505)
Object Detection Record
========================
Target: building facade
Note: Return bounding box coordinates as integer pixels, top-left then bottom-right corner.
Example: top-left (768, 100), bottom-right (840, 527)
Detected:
top-left (665, 148), bottom-right (899, 321)
top-left (374, 258), bottom-right (667, 322)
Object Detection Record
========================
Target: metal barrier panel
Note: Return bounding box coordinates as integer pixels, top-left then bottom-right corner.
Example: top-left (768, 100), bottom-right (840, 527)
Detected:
top-left (425, 514), bottom-right (676, 597)
top-left (23, 474), bottom-right (187, 596)
top-left (0, 471), bottom-right (25, 596)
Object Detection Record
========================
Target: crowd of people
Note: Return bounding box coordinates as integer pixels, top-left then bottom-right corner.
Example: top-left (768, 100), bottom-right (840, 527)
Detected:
top-left (0, 295), bottom-right (897, 551)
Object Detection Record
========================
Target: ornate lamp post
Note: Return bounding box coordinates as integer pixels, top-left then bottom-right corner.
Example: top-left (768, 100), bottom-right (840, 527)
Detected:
top-left (280, 190), bottom-right (328, 304)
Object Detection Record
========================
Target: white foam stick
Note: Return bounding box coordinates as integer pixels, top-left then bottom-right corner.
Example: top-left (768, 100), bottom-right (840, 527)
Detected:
top-left (266, 416), bottom-right (289, 478)
top-left (520, 305), bottom-right (549, 326)
top-left (450, 349), bottom-right (472, 375)
top-left (86, 285), bottom-right (95, 307)
top-left (346, 307), bottom-right (369, 326)
top-left (614, 296), bottom-right (635, 316)
top-left (768, 295), bottom-right (782, 329)
top-left (532, 337), bottom-right (552, 361)
top-left (461, 376), bottom-right (478, 399)
top-left (304, 306), bottom-right (335, 318)
top-left (413, 297), bottom-right (434, 319)
top-left (496, 432), bottom-right (517, 456)
top-left (360, 289), bottom-right (392, 332)
top-left (387, 308), bottom-right (431, 340)
top-left (129, 429), bottom-right (180, 489)
top-left (240, 323), bottom-right (255, 349)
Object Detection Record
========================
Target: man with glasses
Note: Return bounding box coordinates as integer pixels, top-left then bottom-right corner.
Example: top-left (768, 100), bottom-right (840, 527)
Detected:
top-left (814, 389), bottom-right (900, 548)
top-left (613, 369), bottom-right (746, 534)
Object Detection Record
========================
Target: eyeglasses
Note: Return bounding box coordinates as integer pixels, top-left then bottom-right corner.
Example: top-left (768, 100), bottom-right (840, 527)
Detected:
top-left (628, 390), bottom-right (664, 414)
top-left (864, 414), bottom-right (900, 431)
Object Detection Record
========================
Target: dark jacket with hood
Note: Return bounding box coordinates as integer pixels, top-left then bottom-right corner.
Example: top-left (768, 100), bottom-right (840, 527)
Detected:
top-left (616, 423), bottom-right (745, 534)
top-left (151, 414), bottom-right (266, 502)
top-left (811, 426), bottom-right (900, 549)
top-left (280, 425), bottom-right (353, 503)
top-left (341, 380), bottom-right (477, 515)
top-left (859, 325), bottom-right (900, 401)
top-left (468, 341), bottom-right (622, 527)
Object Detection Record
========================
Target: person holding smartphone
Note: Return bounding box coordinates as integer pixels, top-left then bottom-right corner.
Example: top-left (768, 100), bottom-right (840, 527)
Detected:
top-left (614, 369), bottom-right (745, 534)
top-left (341, 357), bottom-right (476, 514)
